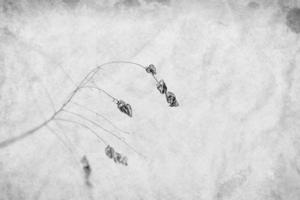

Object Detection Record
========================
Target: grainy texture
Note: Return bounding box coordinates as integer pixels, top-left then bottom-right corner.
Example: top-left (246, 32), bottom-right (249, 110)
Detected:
top-left (1, 0), bottom-right (300, 200)
top-left (286, 7), bottom-right (300, 33)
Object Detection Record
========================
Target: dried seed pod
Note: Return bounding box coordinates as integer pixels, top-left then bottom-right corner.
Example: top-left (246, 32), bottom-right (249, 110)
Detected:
top-left (120, 156), bottom-right (128, 166)
top-left (81, 156), bottom-right (91, 179)
top-left (145, 64), bottom-right (157, 75)
top-left (165, 91), bottom-right (179, 107)
top-left (117, 100), bottom-right (132, 117)
top-left (105, 145), bottom-right (115, 159)
top-left (156, 80), bottom-right (167, 94)
top-left (113, 153), bottom-right (128, 166)
top-left (113, 152), bottom-right (122, 163)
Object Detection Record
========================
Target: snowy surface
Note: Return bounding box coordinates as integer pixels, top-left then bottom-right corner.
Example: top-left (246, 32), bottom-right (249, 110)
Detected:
top-left (1, 0), bottom-right (300, 199)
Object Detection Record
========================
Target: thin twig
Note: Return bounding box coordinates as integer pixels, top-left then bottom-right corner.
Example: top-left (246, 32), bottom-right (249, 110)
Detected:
top-left (51, 120), bottom-right (82, 157)
top-left (61, 109), bottom-right (126, 141)
top-left (58, 111), bottom-right (146, 158)
top-left (0, 61), bottom-right (149, 159)
top-left (71, 101), bottom-right (131, 135)
top-left (37, 80), bottom-right (81, 157)
top-left (0, 118), bottom-right (53, 148)
top-left (60, 110), bottom-right (146, 158)
top-left (152, 74), bottom-right (159, 84)
top-left (45, 124), bottom-right (81, 166)
top-left (54, 118), bottom-right (108, 145)
top-left (28, 84), bottom-right (82, 167)
top-left (81, 85), bottom-right (117, 102)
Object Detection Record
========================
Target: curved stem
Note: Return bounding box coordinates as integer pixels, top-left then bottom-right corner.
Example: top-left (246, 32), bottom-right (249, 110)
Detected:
top-left (61, 109), bottom-right (126, 141)
top-left (79, 61), bottom-right (146, 88)
top-left (45, 124), bottom-right (82, 167)
top-left (0, 61), bottom-right (148, 155)
top-left (71, 101), bottom-right (131, 135)
top-left (59, 109), bottom-right (145, 158)
top-left (56, 116), bottom-right (146, 159)
top-left (54, 118), bottom-right (107, 145)
top-left (81, 85), bottom-right (117, 102)
top-left (152, 74), bottom-right (159, 84)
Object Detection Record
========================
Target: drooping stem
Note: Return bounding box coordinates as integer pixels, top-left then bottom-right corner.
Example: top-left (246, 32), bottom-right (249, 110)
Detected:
top-left (80, 85), bottom-right (117, 102)
top-left (71, 101), bottom-right (131, 135)
top-left (61, 109), bottom-right (126, 141)
top-left (152, 74), bottom-right (159, 84)
top-left (0, 61), bottom-right (149, 157)
top-left (0, 118), bottom-right (53, 149)
top-left (60, 109), bottom-right (145, 158)
top-left (45, 123), bottom-right (82, 167)
top-left (54, 118), bottom-right (108, 145)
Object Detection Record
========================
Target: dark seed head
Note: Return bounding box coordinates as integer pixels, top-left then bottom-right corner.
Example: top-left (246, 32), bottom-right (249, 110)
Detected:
top-left (117, 100), bottom-right (133, 117)
top-left (83, 165), bottom-right (91, 175)
top-left (145, 64), bottom-right (157, 75)
top-left (81, 156), bottom-right (91, 177)
top-left (157, 80), bottom-right (167, 94)
top-left (105, 145), bottom-right (115, 159)
top-left (113, 152), bottom-right (122, 163)
top-left (166, 91), bottom-right (179, 107)
top-left (121, 156), bottom-right (128, 166)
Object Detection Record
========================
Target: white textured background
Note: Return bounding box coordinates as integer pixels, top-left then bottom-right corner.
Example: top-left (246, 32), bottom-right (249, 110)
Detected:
top-left (1, 0), bottom-right (300, 199)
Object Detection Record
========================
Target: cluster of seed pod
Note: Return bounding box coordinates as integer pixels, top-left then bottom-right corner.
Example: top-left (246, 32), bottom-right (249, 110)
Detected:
top-left (145, 64), bottom-right (179, 107)
top-left (87, 63), bottom-right (178, 120)
top-left (105, 145), bottom-right (128, 166)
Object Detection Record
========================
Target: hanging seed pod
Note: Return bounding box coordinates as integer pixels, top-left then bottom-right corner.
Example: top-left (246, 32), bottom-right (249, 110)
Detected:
top-left (165, 91), bottom-right (179, 107)
top-left (113, 152), bottom-right (122, 163)
top-left (145, 64), bottom-right (157, 75)
top-left (81, 156), bottom-right (91, 178)
top-left (117, 100), bottom-right (132, 117)
top-left (120, 156), bottom-right (128, 166)
top-left (105, 145), bottom-right (115, 159)
top-left (113, 152), bottom-right (128, 166)
top-left (156, 80), bottom-right (167, 94)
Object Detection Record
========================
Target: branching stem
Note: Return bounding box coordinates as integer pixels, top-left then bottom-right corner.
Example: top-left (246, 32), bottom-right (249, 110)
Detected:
top-left (0, 61), bottom-right (149, 159)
